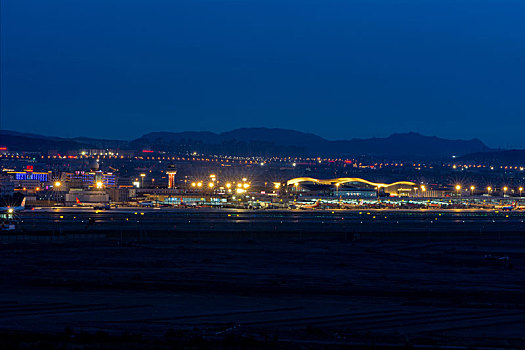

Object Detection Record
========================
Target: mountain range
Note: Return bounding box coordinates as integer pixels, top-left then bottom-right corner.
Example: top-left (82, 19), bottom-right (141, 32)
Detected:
top-left (0, 128), bottom-right (495, 159)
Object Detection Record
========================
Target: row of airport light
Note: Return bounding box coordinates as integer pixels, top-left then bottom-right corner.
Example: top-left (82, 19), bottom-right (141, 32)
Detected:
top-left (452, 185), bottom-right (524, 196)
top-left (190, 175), bottom-right (251, 194)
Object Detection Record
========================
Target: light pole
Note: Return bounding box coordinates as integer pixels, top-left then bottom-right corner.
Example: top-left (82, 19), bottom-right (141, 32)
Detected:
top-left (455, 185), bottom-right (461, 197)
top-left (54, 181), bottom-right (62, 203)
top-left (140, 173), bottom-right (146, 188)
top-left (503, 186), bottom-right (508, 197)
top-left (519, 187), bottom-right (523, 197)
top-left (470, 185), bottom-right (475, 196)
top-left (487, 186), bottom-right (492, 196)
top-left (335, 183), bottom-right (340, 199)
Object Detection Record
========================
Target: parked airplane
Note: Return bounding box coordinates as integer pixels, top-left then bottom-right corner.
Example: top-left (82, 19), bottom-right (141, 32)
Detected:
top-left (74, 198), bottom-right (110, 209)
top-left (138, 201), bottom-right (156, 207)
top-left (291, 200), bottom-right (321, 210)
top-left (495, 201), bottom-right (516, 211)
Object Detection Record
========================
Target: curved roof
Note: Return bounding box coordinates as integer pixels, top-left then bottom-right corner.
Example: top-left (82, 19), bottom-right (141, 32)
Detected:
top-left (286, 177), bottom-right (416, 189)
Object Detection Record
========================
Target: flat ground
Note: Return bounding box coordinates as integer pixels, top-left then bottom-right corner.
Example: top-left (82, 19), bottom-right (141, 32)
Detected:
top-left (0, 208), bottom-right (525, 349)
top-left (0, 211), bottom-right (524, 348)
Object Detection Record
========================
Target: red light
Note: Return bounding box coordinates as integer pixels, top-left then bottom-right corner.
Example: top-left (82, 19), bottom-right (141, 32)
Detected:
top-left (142, 150), bottom-right (154, 153)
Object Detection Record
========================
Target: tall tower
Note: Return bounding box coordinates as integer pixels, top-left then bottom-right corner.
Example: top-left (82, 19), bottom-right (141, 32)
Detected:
top-left (166, 165), bottom-right (177, 189)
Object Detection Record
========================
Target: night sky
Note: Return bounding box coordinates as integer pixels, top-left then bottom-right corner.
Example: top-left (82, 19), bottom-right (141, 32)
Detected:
top-left (2, 0), bottom-right (524, 147)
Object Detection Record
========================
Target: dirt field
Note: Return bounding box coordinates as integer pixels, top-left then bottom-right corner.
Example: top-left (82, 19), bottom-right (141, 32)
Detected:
top-left (0, 226), bottom-right (524, 349)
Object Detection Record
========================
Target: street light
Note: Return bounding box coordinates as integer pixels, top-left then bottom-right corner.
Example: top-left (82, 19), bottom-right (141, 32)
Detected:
top-left (335, 183), bottom-right (340, 198)
top-left (55, 181), bottom-right (61, 188)
top-left (140, 173), bottom-right (146, 188)
top-left (520, 187), bottom-right (523, 197)
top-left (455, 184), bottom-right (461, 197)
top-left (208, 182), bottom-right (214, 188)
top-left (503, 186), bottom-right (508, 197)
top-left (470, 185), bottom-right (475, 196)
top-left (487, 186), bottom-right (492, 196)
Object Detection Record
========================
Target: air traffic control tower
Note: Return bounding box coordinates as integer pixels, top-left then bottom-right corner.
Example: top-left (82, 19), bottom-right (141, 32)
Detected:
top-left (167, 165), bottom-right (177, 189)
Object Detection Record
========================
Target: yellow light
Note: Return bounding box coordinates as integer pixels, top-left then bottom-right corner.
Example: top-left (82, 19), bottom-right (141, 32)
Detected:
top-left (242, 178), bottom-right (247, 182)
top-left (421, 185), bottom-right (426, 192)
top-left (226, 183), bottom-right (232, 189)
top-left (96, 181), bottom-right (103, 189)
top-left (470, 186), bottom-right (475, 190)
top-left (191, 182), bottom-right (196, 187)
top-left (208, 182), bottom-right (214, 188)
top-left (504, 187), bottom-right (508, 191)
top-left (197, 182), bottom-right (202, 187)
top-left (487, 186), bottom-right (492, 191)
top-left (273, 182), bottom-right (280, 189)
top-left (210, 174), bottom-right (216, 178)
top-left (35, 187), bottom-right (40, 191)
top-left (455, 185), bottom-right (461, 191)
top-left (236, 188), bottom-right (245, 194)
top-left (7, 208), bottom-right (13, 214)
top-left (243, 183), bottom-right (249, 189)
top-left (520, 187), bottom-right (523, 191)
top-left (140, 173), bottom-right (146, 177)
top-left (237, 183), bottom-right (242, 188)
top-left (55, 181), bottom-right (61, 187)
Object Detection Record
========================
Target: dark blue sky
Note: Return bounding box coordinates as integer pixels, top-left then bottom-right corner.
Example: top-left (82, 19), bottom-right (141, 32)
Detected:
top-left (2, 0), bottom-right (524, 147)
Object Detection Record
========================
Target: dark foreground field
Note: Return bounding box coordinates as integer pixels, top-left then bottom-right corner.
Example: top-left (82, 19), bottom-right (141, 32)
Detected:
top-left (0, 228), bottom-right (524, 349)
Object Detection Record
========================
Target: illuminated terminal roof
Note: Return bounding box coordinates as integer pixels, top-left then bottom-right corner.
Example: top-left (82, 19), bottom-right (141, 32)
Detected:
top-left (286, 177), bottom-right (415, 189)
